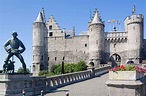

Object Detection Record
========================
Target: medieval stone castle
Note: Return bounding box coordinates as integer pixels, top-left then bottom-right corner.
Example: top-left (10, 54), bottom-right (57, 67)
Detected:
top-left (32, 7), bottom-right (145, 75)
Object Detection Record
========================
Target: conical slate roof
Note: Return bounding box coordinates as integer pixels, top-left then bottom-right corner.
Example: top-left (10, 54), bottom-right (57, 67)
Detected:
top-left (35, 12), bottom-right (44, 22)
top-left (91, 9), bottom-right (102, 24)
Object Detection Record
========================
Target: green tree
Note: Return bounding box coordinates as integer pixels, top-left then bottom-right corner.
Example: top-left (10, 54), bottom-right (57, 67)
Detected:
top-left (17, 67), bottom-right (30, 73)
top-left (39, 61), bottom-right (88, 76)
top-left (64, 63), bottom-right (75, 73)
top-left (38, 70), bottom-right (48, 76)
top-left (74, 61), bottom-right (87, 71)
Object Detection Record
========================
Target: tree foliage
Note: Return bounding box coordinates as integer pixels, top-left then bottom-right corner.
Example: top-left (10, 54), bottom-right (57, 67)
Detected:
top-left (39, 61), bottom-right (88, 76)
top-left (17, 67), bottom-right (30, 73)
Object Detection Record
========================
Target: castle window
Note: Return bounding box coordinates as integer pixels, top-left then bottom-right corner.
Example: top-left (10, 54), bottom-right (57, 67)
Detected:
top-left (40, 65), bottom-right (44, 70)
top-left (48, 57), bottom-right (49, 61)
top-left (49, 32), bottom-right (53, 36)
top-left (41, 56), bottom-right (43, 60)
top-left (85, 44), bottom-right (87, 47)
top-left (63, 56), bottom-right (65, 60)
top-left (49, 25), bottom-right (52, 30)
top-left (114, 43), bottom-right (116, 48)
top-left (55, 57), bottom-right (57, 61)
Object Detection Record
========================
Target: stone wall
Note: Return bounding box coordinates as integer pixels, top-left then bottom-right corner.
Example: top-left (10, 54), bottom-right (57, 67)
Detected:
top-left (48, 35), bottom-right (89, 66)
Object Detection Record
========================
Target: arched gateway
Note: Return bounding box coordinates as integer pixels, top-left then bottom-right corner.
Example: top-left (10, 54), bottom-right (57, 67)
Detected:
top-left (109, 53), bottom-right (121, 67)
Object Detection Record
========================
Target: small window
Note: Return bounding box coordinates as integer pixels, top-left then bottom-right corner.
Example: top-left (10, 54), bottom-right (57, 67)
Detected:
top-left (63, 56), bottom-right (65, 60)
top-left (48, 57), bottom-right (49, 61)
top-left (49, 32), bottom-right (53, 36)
top-left (41, 56), bottom-right (43, 60)
top-left (85, 44), bottom-right (87, 47)
top-left (49, 25), bottom-right (52, 30)
top-left (40, 65), bottom-right (44, 70)
top-left (114, 43), bottom-right (116, 48)
top-left (55, 57), bottom-right (57, 61)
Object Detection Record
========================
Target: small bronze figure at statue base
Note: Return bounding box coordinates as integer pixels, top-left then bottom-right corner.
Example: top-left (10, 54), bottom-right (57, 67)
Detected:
top-left (3, 60), bottom-right (15, 73)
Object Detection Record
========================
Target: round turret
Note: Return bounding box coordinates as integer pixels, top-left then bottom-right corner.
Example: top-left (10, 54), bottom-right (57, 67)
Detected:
top-left (125, 14), bottom-right (144, 63)
top-left (32, 12), bottom-right (47, 76)
top-left (88, 9), bottom-right (105, 67)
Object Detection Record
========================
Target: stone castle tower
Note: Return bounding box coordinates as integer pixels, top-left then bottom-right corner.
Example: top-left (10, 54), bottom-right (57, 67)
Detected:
top-left (88, 9), bottom-right (105, 67)
top-left (32, 7), bottom-right (144, 75)
top-left (32, 9), bottom-right (48, 75)
top-left (125, 14), bottom-right (144, 63)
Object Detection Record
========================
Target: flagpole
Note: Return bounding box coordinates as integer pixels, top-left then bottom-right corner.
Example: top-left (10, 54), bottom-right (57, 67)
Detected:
top-left (117, 20), bottom-right (119, 31)
top-left (111, 21), bottom-right (112, 31)
top-left (112, 20), bottom-right (114, 31)
top-left (119, 19), bottom-right (121, 31)
top-left (109, 23), bottom-right (111, 31)
top-left (108, 20), bottom-right (111, 31)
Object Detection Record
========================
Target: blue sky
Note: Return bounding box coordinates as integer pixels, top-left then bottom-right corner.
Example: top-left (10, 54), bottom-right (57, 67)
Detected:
top-left (0, 0), bottom-right (145, 72)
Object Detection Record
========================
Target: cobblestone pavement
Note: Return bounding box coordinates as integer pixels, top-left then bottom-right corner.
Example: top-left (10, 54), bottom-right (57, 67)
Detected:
top-left (45, 73), bottom-right (108, 96)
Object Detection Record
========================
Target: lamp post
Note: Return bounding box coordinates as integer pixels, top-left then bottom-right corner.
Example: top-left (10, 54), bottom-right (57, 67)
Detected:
top-left (62, 60), bottom-right (64, 74)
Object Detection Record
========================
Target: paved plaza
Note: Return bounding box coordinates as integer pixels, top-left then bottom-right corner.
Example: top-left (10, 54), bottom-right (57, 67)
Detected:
top-left (45, 73), bottom-right (108, 96)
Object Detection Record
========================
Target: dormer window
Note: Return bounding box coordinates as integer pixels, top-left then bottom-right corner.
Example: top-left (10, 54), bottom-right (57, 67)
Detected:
top-left (49, 25), bottom-right (52, 30)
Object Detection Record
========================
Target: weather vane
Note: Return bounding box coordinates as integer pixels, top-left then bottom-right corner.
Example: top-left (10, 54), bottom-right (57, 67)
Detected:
top-left (132, 4), bottom-right (136, 14)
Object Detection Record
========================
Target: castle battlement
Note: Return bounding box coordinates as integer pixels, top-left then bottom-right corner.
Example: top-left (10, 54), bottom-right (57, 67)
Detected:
top-left (105, 32), bottom-right (127, 38)
top-left (125, 14), bottom-right (144, 25)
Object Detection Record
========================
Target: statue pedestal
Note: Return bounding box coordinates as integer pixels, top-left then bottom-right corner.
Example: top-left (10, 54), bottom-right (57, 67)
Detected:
top-left (0, 74), bottom-right (33, 96)
top-left (0, 73), bottom-right (47, 96)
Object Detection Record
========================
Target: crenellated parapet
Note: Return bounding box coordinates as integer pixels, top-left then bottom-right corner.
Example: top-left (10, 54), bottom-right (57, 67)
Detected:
top-left (125, 14), bottom-right (144, 25)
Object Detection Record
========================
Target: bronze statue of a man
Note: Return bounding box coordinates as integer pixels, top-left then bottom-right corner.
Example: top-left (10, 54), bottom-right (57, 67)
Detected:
top-left (4, 32), bottom-right (27, 73)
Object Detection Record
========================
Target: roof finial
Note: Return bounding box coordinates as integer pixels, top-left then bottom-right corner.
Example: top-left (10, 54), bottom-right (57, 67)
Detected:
top-left (132, 4), bottom-right (136, 14)
top-left (90, 8), bottom-right (102, 24)
top-left (42, 8), bottom-right (46, 23)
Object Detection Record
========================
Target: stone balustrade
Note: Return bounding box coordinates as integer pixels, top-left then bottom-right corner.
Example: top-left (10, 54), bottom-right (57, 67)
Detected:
top-left (0, 65), bottom-right (110, 96)
top-left (46, 64), bottom-right (110, 90)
